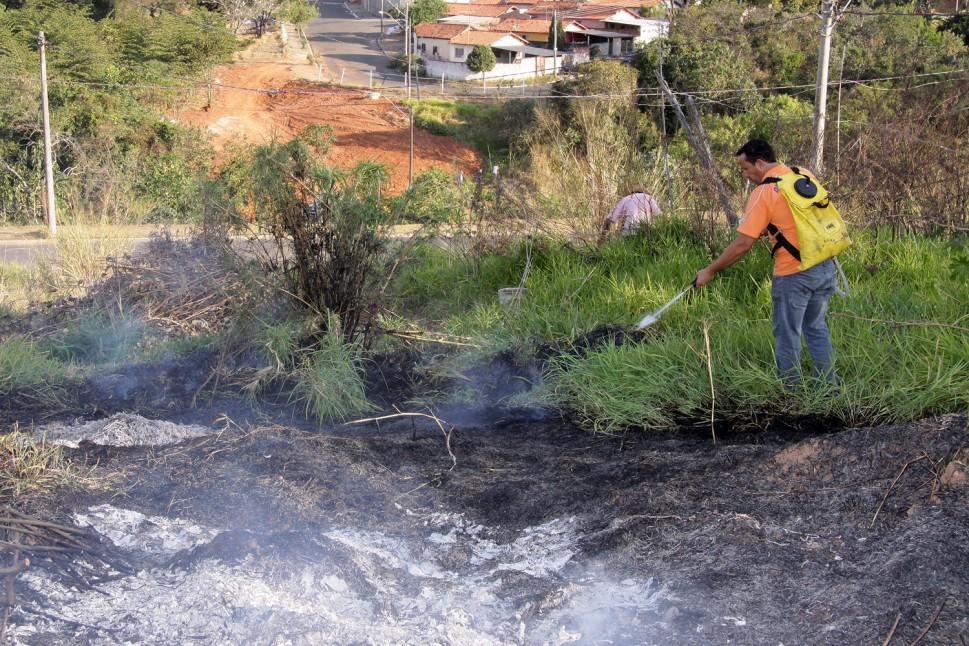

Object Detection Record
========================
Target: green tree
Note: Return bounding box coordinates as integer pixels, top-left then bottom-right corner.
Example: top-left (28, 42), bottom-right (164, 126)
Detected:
top-left (836, 9), bottom-right (965, 80)
top-left (547, 15), bottom-right (565, 49)
top-left (941, 14), bottom-right (969, 46)
top-left (279, 0), bottom-right (317, 29)
top-left (632, 3), bottom-right (758, 114)
top-left (465, 44), bottom-right (496, 73)
top-left (409, 0), bottom-right (447, 26)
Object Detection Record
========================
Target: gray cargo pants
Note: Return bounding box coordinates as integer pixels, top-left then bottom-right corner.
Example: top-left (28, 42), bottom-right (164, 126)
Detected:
top-left (770, 259), bottom-right (838, 385)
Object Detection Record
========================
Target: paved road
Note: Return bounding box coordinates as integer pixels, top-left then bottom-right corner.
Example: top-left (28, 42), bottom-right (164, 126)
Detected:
top-left (306, 1), bottom-right (404, 89)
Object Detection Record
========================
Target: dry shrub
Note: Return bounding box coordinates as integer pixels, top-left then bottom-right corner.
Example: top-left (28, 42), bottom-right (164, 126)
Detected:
top-left (35, 227), bottom-right (135, 299)
top-left (92, 233), bottom-right (262, 337)
top-left (834, 80), bottom-right (969, 233)
top-left (440, 169), bottom-right (541, 277)
top-left (526, 103), bottom-right (663, 247)
top-left (0, 428), bottom-right (96, 499)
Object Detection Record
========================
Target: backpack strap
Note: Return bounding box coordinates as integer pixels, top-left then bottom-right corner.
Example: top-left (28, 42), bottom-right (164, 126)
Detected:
top-left (758, 176), bottom-right (801, 260)
top-left (765, 223), bottom-right (801, 261)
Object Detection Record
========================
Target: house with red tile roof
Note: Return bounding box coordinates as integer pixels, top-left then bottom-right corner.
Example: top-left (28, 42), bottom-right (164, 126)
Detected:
top-left (488, 17), bottom-right (553, 44)
top-left (417, 25), bottom-right (562, 80)
top-left (526, 6), bottom-right (667, 56)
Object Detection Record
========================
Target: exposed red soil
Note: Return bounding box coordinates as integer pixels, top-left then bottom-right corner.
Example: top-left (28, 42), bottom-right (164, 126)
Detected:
top-left (179, 62), bottom-right (479, 195)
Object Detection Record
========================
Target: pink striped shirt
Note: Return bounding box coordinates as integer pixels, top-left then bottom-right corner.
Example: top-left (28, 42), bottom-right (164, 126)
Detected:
top-left (607, 192), bottom-right (662, 234)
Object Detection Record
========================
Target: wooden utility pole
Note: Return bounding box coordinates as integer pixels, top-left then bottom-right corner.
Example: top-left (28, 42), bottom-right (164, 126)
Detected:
top-left (656, 71), bottom-right (738, 227)
top-left (38, 32), bottom-right (57, 237)
top-left (809, 0), bottom-right (836, 175)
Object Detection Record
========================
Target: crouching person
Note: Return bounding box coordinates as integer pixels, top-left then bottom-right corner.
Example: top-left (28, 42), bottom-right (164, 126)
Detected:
top-left (600, 187), bottom-right (662, 242)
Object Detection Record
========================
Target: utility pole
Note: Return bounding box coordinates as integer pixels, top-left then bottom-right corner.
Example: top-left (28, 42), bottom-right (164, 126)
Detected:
top-left (409, 104), bottom-right (415, 188)
top-left (552, 10), bottom-right (558, 77)
top-left (810, 0), bottom-right (836, 175)
top-left (405, 0), bottom-right (411, 99)
top-left (38, 32), bottom-right (57, 237)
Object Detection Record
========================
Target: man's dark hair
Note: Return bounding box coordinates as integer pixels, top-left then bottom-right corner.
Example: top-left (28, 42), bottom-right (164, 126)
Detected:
top-left (734, 139), bottom-right (776, 164)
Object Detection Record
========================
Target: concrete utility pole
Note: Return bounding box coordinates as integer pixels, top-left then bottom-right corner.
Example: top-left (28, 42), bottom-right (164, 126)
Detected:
top-left (552, 10), bottom-right (558, 77)
top-left (809, 0), bottom-right (836, 175)
top-left (409, 104), bottom-right (415, 188)
top-left (405, 1), bottom-right (411, 99)
top-left (38, 32), bottom-right (57, 237)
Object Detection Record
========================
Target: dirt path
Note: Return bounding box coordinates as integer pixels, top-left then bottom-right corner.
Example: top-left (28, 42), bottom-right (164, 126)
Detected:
top-left (178, 34), bottom-right (479, 195)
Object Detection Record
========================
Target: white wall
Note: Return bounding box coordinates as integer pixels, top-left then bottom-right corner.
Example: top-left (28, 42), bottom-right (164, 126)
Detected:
top-left (425, 56), bottom-right (558, 80)
top-left (634, 19), bottom-right (668, 43)
top-left (416, 37), bottom-right (452, 61)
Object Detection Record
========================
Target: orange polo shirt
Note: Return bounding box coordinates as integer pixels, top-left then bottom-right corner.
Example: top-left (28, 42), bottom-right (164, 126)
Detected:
top-left (737, 164), bottom-right (801, 276)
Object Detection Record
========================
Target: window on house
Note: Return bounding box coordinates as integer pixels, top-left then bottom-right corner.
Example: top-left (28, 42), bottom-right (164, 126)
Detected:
top-left (420, 43), bottom-right (426, 52)
top-left (455, 47), bottom-right (465, 58)
top-left (432, 45), bottom-right (439, 56)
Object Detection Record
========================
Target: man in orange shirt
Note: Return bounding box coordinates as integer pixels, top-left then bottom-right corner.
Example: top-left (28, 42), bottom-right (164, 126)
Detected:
top-left (694, 139), bottom-right (838, 385)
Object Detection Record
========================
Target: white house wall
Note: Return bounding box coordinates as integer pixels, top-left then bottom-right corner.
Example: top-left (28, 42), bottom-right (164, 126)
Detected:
top-left (417, 37), bottom-right (453, 61)
top-left (635, 19), bottom-right (668, 43)
top-left (425, 56), bottom-right (558, 80)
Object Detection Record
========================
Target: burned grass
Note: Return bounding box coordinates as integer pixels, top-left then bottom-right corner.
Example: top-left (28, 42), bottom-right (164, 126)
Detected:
top-left (5, 402), bottom-right (966, 644)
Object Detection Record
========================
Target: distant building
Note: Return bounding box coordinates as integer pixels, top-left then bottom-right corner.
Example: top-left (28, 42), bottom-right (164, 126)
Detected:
top-left (415, 23), bottom-right (560, 79)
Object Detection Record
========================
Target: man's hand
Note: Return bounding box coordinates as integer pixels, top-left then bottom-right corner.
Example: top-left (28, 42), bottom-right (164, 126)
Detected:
top-left (694, 234), bottom-right (757, 287)
top-left (694, 267), bottom-right (716, 287)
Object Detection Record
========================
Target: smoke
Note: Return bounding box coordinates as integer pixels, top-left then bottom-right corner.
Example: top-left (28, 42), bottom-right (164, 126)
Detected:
top-left (9, 505), bottom-right (668, 644)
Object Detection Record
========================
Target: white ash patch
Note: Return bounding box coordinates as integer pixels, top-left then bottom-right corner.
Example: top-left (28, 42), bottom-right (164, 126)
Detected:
top-left (73, 505), bottom-right (218, 557)
top-left (35, 413), bottom-right (211, 448)
top-left (9, 507), bottom-right (664, 645)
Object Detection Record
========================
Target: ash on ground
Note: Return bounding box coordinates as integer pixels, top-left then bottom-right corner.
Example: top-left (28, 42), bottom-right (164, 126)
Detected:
top-left (6, 406), bottom-right (968, 645)
top-left (34, 413), bottom-right (211, 448)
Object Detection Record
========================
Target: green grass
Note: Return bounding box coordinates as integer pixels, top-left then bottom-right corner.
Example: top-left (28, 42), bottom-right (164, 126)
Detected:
top-left (0, 339), bottom-right (65, 395)
top-left (408, 98), bottom-right (527, 161)
top-left (292, 333), bottom-right (372, 423)
top-left (392, 223), bottom-right (969, 430)
top-left (44, 312), bottom-right (145, 365)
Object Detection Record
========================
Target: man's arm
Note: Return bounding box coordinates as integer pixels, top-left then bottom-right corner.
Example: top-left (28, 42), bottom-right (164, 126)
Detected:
top-left (600, 200), bottom-right (625, 241)
top-left (694, 233), bottom-right (757, 286)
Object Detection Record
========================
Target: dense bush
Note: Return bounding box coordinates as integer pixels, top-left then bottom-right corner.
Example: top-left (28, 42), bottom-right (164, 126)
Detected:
top-left (245, 134), bottom-right (400, 344)
top-left (0, 0), bottom-right (238, 224)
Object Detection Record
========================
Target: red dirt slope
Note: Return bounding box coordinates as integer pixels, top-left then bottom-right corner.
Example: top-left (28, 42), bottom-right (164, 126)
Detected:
top-left (180, 64), bottom-right (479, 195)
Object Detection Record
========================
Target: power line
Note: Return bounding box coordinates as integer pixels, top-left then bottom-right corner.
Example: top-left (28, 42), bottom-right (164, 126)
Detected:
top-left (839, 10), bottom-right (968, 17)
top-left (0, 66), bottom-right (963, 106)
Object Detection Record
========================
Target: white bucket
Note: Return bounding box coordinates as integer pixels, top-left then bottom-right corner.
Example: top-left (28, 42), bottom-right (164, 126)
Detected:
top-left (498, 287), bottom-right (528, 309)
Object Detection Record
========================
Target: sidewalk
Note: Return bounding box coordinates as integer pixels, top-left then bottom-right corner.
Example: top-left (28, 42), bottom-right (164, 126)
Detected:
top-left (0, 224), bottom-right (193, 242)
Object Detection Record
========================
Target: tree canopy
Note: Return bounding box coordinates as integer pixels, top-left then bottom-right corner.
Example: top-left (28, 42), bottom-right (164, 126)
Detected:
top-left (465, 44), bottom-right (496, 73)
top-left (408, 0), bottom-right (446, 26)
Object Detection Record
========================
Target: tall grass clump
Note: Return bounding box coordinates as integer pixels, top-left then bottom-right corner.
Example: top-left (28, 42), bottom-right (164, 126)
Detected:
top-left (36, 227), bottom-right (134, 298)
top-left (292, 330), bottom-right (372, 423)
top-left (45, 312), bottom-right (145, 365)
top-left (0, 430), bottom-right (95, 499)
top-left (0, 339), bottom-right (62, 395)
top-left (395, 223), bottom-right (969, 430)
